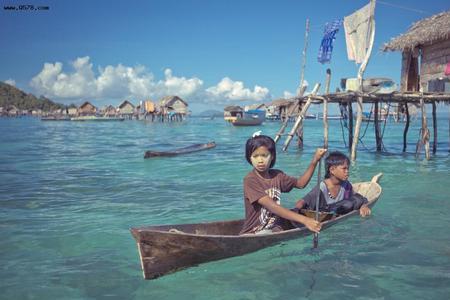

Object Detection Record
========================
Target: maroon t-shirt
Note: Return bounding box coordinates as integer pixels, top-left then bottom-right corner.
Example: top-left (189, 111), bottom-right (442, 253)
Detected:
top-left (239, 169), bottom-right (297, 234)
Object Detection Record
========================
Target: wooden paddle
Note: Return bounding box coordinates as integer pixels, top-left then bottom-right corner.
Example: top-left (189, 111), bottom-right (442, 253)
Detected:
top-left (313, 158), bottom-right (322, 248)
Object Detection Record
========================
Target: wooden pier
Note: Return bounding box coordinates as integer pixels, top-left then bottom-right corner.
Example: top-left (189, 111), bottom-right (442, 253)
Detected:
top-left (275, 91), bottom-right (450, 160)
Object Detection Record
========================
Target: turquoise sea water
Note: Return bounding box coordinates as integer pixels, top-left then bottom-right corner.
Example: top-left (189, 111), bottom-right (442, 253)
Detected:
top-left (1, 115), bottom-right (450, 300)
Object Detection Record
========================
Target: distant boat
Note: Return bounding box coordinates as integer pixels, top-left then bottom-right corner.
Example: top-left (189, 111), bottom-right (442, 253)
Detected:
top-left (70, 115), bottom-right (125, 121)
top-left (144, 142), bottom-right (216, 158)
top-left (230, 109), bottom-right (265, 126)
top-left (320, 115), bottom-right (342, 120)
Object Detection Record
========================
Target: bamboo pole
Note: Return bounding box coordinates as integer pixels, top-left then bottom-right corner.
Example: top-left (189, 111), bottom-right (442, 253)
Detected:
top-left (283, 83), bottom-right (320, 151)
top-left (432, 101), bottom-right (437, 154)
top-left (351, 0), bottom-right (376, 161)
top-left (403, 102), bottom-right (410, 152)
top-left (323, 69), bottom-right (331, 149)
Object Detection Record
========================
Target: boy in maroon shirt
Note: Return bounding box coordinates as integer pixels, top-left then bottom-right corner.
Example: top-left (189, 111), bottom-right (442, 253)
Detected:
top-left (240, 134), bottom-right (326, 235)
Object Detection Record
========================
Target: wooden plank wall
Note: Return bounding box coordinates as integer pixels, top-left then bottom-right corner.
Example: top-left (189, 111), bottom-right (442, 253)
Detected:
top-left (420, 39), bottom-right (450, 90)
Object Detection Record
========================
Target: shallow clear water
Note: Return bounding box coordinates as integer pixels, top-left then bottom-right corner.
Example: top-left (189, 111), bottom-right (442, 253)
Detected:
top-left (1, 116), bottom-right (449, 299)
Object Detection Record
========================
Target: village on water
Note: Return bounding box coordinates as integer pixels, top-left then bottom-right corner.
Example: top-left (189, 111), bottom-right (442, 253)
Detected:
top-left (2, 1), bottom-right (450, 295)
top-left (1, 8), bottom-right (450, 161)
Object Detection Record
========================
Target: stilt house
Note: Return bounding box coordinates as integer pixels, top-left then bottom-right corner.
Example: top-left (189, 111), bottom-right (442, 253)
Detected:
top-left (382, 10), bottom-right (450, 92)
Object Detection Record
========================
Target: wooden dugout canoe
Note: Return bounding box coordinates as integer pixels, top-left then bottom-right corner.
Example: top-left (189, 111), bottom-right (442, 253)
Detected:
top-left (144, 141), bottom-right (216, 158)
top-left (130, 173), bottom-right (383, 280)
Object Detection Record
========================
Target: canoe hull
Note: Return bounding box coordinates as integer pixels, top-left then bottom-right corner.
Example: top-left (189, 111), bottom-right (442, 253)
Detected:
top-left (131, 174), bottom-right (382, 279)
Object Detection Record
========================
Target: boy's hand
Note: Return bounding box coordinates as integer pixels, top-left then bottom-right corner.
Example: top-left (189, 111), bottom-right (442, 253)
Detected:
top-left (304, 218), bottom-right (322, 233)
top-left (360, 205), bottom-right (371, 217)
top-left (313, 148), bottom-right (327, 163)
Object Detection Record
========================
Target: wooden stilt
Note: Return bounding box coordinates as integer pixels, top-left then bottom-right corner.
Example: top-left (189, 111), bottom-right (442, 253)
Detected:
top-left (432, 101), bottom-right (437, 154)
top-left (419, 98), bottom-right (431, 160)
top-left (403, 102), bottom-right (410, 152)
top-left (348, 100), bottom-right (353, 150)
top-left (374, 100), bottom-right (381, 151)
top-left (274, 86), bottom-right (306, 143)
top-left (283, 83), bottom-right (320, 151)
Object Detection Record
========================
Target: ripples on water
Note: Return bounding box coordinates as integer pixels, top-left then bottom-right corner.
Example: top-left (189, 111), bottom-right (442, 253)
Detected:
top-left (1, 116), bottom-right (449, 299)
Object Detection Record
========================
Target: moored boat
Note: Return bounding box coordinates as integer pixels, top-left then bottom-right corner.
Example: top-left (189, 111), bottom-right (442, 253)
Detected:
top-left (144, 141), bottom-right (216, 158)
top-left (130, 173), bottom-right (383, 280)
top-left (229, 109), bottom-right (265, 126)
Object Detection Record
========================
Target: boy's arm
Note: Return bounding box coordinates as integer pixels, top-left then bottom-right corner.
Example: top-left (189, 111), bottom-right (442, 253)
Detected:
top-left (258, 196), bottom-right (321, 233)
top-left (295, 148), bottom-right (327, 188)
top-left (295, 184), bottom-right (320, 209)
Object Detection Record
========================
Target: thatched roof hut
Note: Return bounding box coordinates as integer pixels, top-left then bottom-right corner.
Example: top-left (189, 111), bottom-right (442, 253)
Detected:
top-left (117, 100), bottom-right (135, 115)
top-left (382, 10), bottom-right (450, 51)
top-left (382, 10), bottom-right (450, 92)
top-left (78, 101), bottom-right (97, 116)
top-left (159, 96), bottom-right (189, 115)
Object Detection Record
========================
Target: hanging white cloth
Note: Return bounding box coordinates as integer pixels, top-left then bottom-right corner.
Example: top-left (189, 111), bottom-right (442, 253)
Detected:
top-left (344, 2), bottom-right (375, 64)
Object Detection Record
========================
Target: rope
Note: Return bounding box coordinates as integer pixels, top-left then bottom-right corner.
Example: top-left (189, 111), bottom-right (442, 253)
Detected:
top-left (378, 0), bottom-right (431, 15)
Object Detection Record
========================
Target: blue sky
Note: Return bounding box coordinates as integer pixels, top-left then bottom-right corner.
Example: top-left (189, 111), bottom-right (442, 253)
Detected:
top-left (1, 0), bottom-right (449, 112)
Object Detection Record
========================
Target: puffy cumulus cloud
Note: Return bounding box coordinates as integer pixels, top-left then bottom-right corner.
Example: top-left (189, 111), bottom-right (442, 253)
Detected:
top-left (205, 77), bottom-right (270, 104)
top-left (154, 69), bottom-right (203, 98)
top-left (30, 57), bottom-right (204, 101)
top-left (96, 64), bottom-right (155, 99)
top-left (31, 57), bottom-right (97, 98)
top-left (30, 56), bottom-right (272, 106)
top-left (4, 79), bottom-right (16, 86)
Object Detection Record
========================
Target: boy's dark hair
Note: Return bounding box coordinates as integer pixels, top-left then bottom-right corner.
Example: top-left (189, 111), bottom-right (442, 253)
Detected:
top-left (325, 151), bottom-right (350, 178)
top-left (245, 135), bottom-right (276, 168)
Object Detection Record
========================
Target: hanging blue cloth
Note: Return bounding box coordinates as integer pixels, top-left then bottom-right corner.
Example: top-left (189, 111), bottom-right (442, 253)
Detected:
top-left (318, 19), bottom-right (343, 64)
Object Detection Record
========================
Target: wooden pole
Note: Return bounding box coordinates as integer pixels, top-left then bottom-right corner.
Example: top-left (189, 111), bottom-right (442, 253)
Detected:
top-left (351, 0), bottom-right (376, 161)
top-left (323, 69), bottom-right (331, 149)
top-left (403, 102), bottom-right (410, 152)
top-left (283, 83), bottom-right (320, 151)
top-left (420, 97), bottom-right (431, 160)
top-left (274, 86), bottom-right (306, 144)
top-left (298, 18), bottom-right (310, 95)
top-left (297, 103), bottom-right (304, 149)
top-left (374, 100), bottom-right (381, 151)
top-left (432, 101), bottom-right (437, 154)
top-left (291, 18), bottom-right (310, 148)
top-left (348, 100), bottom-right (353, 150)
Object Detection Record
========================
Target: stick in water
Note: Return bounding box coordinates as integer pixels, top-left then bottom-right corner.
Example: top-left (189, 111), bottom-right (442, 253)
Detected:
top-left (313, 158), bottom-right (322, 248)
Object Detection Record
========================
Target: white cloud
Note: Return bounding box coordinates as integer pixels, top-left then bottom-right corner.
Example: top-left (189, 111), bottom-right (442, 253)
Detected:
top-left (31, 57), bottom-right (97, 98)
top-left (205, 77), bottom-right (270, 103)
top-left (4, 79), bottom-right (16, 86)
top-left (30, 56), bottom-right (272, 106)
